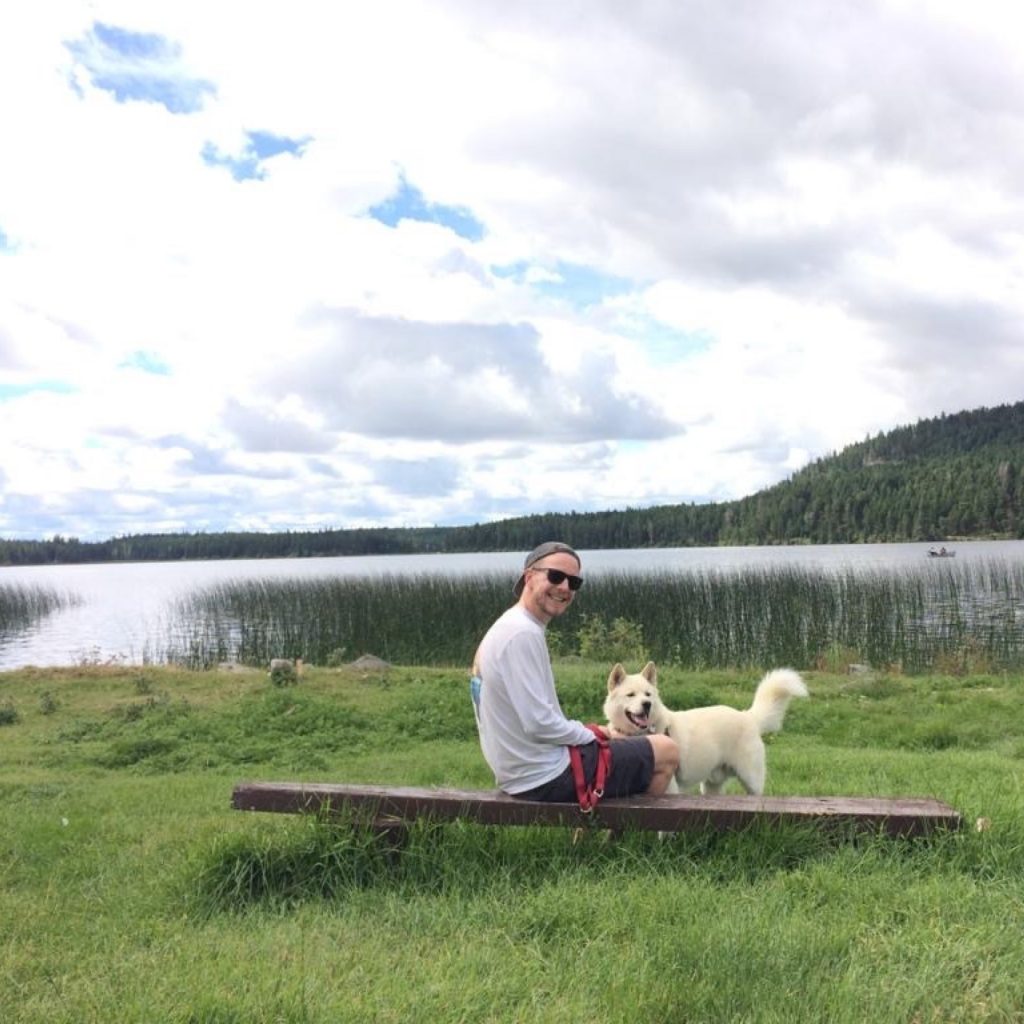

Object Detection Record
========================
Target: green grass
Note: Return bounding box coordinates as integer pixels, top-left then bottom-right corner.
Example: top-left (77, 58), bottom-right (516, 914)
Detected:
top-left (2, 661), bottom-right (1024, 1022)
top-left (165, 561), bottom-right (1024, 673)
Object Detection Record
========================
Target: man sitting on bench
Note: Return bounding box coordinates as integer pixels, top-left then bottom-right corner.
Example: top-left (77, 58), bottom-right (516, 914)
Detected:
top-left (472, 541), bottom-right (678, 804)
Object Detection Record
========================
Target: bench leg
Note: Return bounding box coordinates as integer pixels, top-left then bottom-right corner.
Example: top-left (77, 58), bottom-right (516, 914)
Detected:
top-left (571, 826), bottom-right (617, 845)
top-left (369, 818), bottom-right (410, 861)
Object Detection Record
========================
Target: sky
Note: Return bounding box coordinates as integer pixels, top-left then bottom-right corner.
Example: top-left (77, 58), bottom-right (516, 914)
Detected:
top-left (1, 1), bottom-right (1023, 543)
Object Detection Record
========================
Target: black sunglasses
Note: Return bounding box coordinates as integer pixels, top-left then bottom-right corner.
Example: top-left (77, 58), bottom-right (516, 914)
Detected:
top-left (528, 567), bottom-right (584, 591)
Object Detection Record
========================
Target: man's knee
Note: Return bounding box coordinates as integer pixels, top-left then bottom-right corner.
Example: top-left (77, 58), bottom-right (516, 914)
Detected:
top-left (649, 734), bottom-right (679, 772)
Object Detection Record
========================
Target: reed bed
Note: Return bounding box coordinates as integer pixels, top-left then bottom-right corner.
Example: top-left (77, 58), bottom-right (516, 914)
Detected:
top-left (167, 573), bottom-right (508, 668)
top-left (165, 559), bottom-right (1024, 673)
top-left (0, 581), bottom-right (77, 638)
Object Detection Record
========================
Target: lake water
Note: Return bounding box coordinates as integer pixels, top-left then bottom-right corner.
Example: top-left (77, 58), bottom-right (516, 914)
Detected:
top-left (3, 540), bottom-right (1024, 670)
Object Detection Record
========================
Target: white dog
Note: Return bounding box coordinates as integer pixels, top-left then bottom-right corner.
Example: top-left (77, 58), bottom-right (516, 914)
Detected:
top-left (604, 662), bottom-right (808, 795)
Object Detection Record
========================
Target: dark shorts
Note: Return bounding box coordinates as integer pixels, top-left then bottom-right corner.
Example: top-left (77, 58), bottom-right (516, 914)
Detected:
top-left (513, 737), bottom-right (655, 803)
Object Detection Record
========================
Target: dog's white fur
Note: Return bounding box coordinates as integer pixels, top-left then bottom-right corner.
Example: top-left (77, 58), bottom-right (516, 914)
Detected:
top-left (604, 662), bottom-right (808, 795)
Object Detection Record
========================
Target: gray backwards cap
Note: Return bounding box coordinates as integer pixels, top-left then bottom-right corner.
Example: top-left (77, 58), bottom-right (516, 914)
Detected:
top-left (513, 541), bottom-right (581, 598)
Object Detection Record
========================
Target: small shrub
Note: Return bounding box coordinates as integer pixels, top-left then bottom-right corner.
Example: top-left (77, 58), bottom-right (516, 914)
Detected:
top-left (75, 646), bottom-right (127, 667)
top-left (909, 725), bottom-right (961, 751)
top-left (111, 692), bottom-right (175, 723)
top-left (839, 675), bottom-right (904, 700)
top-left (325, 647), bottom-right (348, 668)
top-left (133, 674), bottom-right (154, 695)
top-left (815, 643), bottom-right (863, 674)
top-left (270, 662), bottom-right (298, 687)
top-left (38, 691), bottom-right (59, 715)
top-left (577, 614), bottom-right (647, 665)
top-left (546, 627), bottom-right (572, 659)
top-left (932, 639), bottom-right (995, 677)
top-left (100, 737), bottom-right (178, 768)
top-left (0, 700), bottom-right (19, 725)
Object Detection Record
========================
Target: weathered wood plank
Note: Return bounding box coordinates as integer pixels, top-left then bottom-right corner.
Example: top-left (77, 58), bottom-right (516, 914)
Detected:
top-left (231, 782), bottom-right (961, 838)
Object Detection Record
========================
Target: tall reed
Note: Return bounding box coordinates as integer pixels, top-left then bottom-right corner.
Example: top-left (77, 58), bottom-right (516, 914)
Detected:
top-left (168, 574), bottom-right (511, 668)
top-left (165, 560), bottom-right (1024, 672)
top-left (0, 582), bottom-right (77, 637)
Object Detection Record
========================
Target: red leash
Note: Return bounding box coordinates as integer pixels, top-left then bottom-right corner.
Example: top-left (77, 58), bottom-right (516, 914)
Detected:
top-left (568, 725), bottom-right (612, 813)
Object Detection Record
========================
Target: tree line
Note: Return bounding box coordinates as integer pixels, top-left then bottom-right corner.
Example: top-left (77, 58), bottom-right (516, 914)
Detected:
top-left (3, 401), bottom-right (1023, 566)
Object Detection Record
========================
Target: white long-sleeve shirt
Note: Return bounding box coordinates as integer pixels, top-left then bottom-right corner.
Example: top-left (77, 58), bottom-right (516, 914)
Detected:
top-left (475, 605), bottom-right (594, 794)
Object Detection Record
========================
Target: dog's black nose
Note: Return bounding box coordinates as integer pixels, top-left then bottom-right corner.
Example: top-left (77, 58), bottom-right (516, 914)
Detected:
top-left (642, 701), bottom-right (651, 714)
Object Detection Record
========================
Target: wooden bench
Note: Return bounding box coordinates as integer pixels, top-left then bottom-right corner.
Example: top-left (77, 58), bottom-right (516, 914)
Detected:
top-left (231, 782), bottom-right (962, 839)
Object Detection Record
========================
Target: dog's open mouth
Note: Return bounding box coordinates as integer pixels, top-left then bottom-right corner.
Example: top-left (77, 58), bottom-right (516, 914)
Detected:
top-left (625, 710), bottom-right (651, 732)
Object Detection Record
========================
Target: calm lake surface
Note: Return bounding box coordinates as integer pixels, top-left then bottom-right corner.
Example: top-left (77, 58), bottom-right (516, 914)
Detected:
top-left (3, 540), bottom-right (1024, 670)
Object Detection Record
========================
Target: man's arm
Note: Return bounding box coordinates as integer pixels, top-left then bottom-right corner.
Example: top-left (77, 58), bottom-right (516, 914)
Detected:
top-left (501, 633), bottom-right (594, 747)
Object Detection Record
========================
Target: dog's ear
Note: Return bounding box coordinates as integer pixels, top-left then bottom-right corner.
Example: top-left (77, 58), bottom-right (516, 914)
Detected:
top-left (607, 663), bottom-right (627, 692)
top-left (641, 661), bottom-right (657, 685)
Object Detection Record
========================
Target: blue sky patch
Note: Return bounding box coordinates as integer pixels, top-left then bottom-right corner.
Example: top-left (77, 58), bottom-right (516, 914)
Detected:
top-left (615, 313), bottom-right (714, 363)
top-left (248, 130), bottom-right (307, 160)
top-left (66, 21), bottom-right (215, 114)
top-left (0, 380), bottom-right (77, 402)
top-left (0, 227), bottom-right (10, 252)
top-left (492, 260), bottom-right (634, 309)
top-left (120, 350), bottom-right (171, 375)
top-left (202, 130), bottom-right (310, 181)
top-left (368, 176), bottom-right (485, 242)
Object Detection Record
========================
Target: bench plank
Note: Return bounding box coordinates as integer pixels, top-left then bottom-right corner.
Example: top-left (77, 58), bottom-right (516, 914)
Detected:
top-left (232, 782), bottom-right (961, 837)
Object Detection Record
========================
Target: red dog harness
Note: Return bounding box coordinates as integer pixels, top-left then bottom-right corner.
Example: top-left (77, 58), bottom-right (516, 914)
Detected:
top-left (568, 725), bottom-right (612, 813)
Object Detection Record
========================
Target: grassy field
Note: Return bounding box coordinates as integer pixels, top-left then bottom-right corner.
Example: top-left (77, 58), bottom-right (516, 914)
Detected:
top-left (2, 660), bottom-right (1024, 1023)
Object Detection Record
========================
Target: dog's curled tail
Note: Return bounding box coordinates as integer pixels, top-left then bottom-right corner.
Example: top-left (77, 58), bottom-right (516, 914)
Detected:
top-left (749, 668), bottom-right (808, 734)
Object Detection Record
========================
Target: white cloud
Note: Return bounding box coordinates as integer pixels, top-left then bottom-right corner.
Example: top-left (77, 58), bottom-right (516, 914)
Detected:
top-left (0, 0), bottom-right (1022, 541)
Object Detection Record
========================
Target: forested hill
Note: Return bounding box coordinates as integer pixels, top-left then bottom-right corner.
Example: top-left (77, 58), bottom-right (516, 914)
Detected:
top-left (3, 401), bottom-right (1024, 565)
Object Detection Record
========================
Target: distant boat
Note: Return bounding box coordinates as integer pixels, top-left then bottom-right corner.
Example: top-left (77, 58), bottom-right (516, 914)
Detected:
top-left (927, 547), bottom-right (956, 557)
